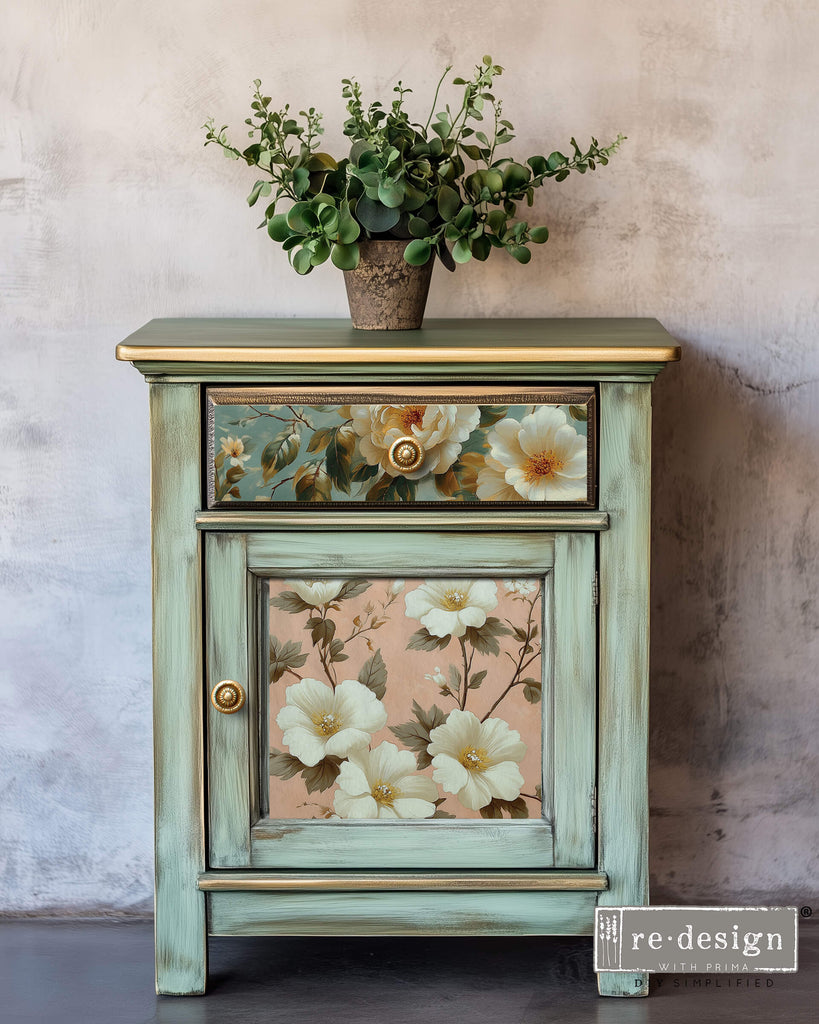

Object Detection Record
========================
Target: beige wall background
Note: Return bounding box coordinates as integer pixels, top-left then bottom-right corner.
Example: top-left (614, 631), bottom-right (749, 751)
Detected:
top-left (1, 0), bottom-right (816, 913)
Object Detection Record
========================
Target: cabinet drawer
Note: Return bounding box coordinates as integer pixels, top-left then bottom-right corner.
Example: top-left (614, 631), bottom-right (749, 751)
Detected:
top-left (207, 387), bottom-right (596, 507)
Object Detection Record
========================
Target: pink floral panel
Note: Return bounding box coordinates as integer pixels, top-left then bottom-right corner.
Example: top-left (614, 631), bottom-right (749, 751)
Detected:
top-left (267, 576), bottom-right (544, 821)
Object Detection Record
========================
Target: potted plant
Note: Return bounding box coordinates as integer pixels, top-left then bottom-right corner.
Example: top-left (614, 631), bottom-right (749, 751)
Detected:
top-left (204, 56), bottom-right (624, 329)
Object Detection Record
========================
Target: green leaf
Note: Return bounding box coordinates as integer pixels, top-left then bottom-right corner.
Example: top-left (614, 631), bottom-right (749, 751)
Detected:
top-left (529, 226), bottom-right (549, 244)
top-left (407, 627), bottom-right (451, 652)
top-left (261, 427), bottom-right (300, 482)
top-left (464, 616), bottom-right (512, 656)
top-left (301, 756), bottom-right (343, 794)
top-left (404, 238), bottom-right (432, 266)
top-left (479, 796), bottom-right (529, 819)
top-left (478, 405), bottom-right (508, 427)
top-left (569, 404), bottom-right (588, 422)
top-left (468, 669), bottom-right (487, 690)
top-left (471, 234), bottom-right (491, 261)
top-left (292, 166), bottom-right (310, 197)
top-left (308, 615), bottom-right (336, 646)
top-left (267, 214), bottom-right (291, 242)
top-left (331, 242), bottom-right (360, 270)
top-left (293, 463), bottom-right (332, 502)
top-left (522, 677), bottom-right (542, 703)
top-left (452, 237), bottom-right (472, 263)
top-left (291, 247), bottom-right (313, 274)
top-left (357, 649), bottom-right (387, 700)
top-left (269, 748), bottom-right (305, 781)
top-left (502, 162), bottom-right (530, 191)
top-left (307, 426), bottom-right (335, 454)
top-left (247, 179), bottom-right (271, 207)
top-left (527, 155), bottom-right (548, 176)
top-left (408, 216), bottom-right (431, 239)
top-left (269, 636), bottom-right (308, 682)
top-left (351, 459), bottom-right (379, 482)
top-left (547, 151), bottom-right (568, 170)
top-left (437, 184), bottom-right (460, 221)
top-left (508, 244), bottom-right (531, 264)
top-left (377, 179), bottom-right (405, 208)
top-left (336, 579), bottom-right (372, 601)
top-left (324, 425), bottom-right (355, 493)
top-left (388, 700), bottom-right (447, 769)
top-left (337, 206), bottom-right (360, 244)
top-left (356, 196), bottom-right (400, 233)
top-left (269, 590), bottom-right (312, 613)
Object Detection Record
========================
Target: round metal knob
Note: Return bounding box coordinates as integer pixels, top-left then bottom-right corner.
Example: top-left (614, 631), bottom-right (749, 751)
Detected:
top-left (211, 680), bottom-right (246, 714)
top-left (388, 436), bottom-right (425, 474)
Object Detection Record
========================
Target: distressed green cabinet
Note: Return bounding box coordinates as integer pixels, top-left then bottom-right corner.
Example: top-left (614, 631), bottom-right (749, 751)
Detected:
top-left (117, 318), bottom-right (679, 997)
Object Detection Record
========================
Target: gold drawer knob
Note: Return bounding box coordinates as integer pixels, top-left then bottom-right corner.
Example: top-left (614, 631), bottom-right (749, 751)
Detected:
top-left (211, 680), bottom-right (246, 714)
top-left (388, 436), bottom-right (425, 474)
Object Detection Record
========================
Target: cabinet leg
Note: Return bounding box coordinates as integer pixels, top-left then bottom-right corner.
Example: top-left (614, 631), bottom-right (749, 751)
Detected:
top-left (155, 888), bottom-right (208, 995)
top-left (597, 971), bottom-right (649, 997)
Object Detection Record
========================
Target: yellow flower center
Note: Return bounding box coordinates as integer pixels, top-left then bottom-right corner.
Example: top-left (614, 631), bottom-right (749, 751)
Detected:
top-left (442, 589), bottom-right (468, 610)
top-left (400, 406), bottom-right (426, 432)
top-left (371, 780), bottom-right (398, 807)
top-left (523, 449), bottom-right (564, 482)
top-left (228, 443), bottom-right (243, 457)
top-left (459, 746), bottom-right (490, 773)
top-left (312, 711), bottom-right (342, 736)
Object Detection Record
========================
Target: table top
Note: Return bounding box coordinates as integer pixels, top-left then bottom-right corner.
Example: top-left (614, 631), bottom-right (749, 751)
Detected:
top-left (116, 318), bottom-right (681, 367)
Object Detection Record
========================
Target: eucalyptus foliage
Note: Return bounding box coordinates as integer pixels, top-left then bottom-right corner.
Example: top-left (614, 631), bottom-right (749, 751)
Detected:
top-left (203, 57), bottom-right (625, 274)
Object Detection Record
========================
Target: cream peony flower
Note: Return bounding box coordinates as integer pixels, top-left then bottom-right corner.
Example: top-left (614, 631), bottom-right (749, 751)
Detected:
top-left (428, 710), bottom-right (526, 810)
top-left (276, 678), bottom-right (387, 767)
top-left (333, 742), bottom-right (438, 819)
top-left (475, 453), bottom-right (525, 501)
top-left (405, 579), bottom-right (498, 638)
top-left (486, 407), bottom-right (587, 501)
top-left (220, 435), bottom-right (251, 468)
top-left (348, 404), bottom-right (480, 479)
top-left (286, 579), bottom-right (345, 606)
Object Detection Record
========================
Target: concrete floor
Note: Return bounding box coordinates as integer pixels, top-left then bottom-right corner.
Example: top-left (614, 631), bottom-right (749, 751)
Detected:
top-left (0, 920), bottom-right (814, 1024)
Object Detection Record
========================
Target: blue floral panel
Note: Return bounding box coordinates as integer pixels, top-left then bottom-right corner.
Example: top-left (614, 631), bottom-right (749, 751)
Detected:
top-left (207, 388), bottom-right (595, 506)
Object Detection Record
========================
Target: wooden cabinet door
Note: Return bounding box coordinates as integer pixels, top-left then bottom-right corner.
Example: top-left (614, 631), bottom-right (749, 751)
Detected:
top-left (205, 528), bottom-right (596, 870)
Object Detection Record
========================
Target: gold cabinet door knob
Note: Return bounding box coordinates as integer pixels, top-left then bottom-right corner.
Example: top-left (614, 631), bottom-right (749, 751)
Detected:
top-left (388, 435), bottom-right (425, 474)
top-left (211, 680), bottom-right (246, 714)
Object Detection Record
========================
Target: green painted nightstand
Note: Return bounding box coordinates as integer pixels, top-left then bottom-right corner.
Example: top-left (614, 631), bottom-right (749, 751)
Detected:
top-left (117, 318), bottom-right (679, 997)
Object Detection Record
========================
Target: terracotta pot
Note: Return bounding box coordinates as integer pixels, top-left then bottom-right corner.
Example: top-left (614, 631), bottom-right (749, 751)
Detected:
top-left (343, 239), bottom-right (434, 330)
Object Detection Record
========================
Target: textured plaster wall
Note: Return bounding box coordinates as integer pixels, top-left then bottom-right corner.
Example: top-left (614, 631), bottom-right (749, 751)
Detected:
top-left (1, 1), bottom-right (817, 914)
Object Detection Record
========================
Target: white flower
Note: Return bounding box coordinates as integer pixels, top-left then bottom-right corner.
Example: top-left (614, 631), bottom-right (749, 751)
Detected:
top-left (349, 404), bottom-right (480, 479)
top-left (428, 710), bottom-right (526, 810)
top-left (286, 579), bottom-right (345, 606)
top-left (276, 678), bottom-right (387, 767)
top-left (405, 579), bottom-right (498, 638)
top-left (424, 666), bottom-right (447, 687)
top-left (220, 435), bottom-right (251, 468)
top-left (486, 407), bottom-right (587, 501)
top-left (475, 453), bottom-right (525, 501)
top-left (389, 579), bottom-right (406, 595)
top-left (333, 742), bottom-right (438, 819)
top-left (503, 579), bottom-right (538, 596)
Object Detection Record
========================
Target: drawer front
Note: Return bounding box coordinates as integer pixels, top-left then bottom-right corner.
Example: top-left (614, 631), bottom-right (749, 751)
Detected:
top-left (207, 387), bottom-right (596, 507)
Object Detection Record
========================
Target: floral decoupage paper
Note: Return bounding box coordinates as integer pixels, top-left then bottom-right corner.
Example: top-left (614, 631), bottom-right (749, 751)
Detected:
top-left (211, 398), bottom-right (591, 504)
top-left (267, 576), bottom-right (545, 820)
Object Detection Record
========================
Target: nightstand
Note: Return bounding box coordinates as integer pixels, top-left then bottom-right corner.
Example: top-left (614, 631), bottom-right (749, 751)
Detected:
top-left (117, 318), bottom-right (679, 996)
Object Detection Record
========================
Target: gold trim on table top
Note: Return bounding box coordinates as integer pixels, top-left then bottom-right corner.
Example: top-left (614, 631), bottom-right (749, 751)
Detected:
top-left (197, 872), bottom-right (609, 892)
top-left (117, 344), bottom-right (681, 364)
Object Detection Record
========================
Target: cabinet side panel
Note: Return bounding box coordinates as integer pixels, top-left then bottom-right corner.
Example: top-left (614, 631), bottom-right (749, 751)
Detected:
top-left (150, 383), bottom-right (207, 995)
top-left (596, 382), bottom-right (651, 997)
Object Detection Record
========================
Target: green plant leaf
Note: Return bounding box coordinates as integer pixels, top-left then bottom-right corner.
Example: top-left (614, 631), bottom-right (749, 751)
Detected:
top-left (269, 590), bottom-right (312, 613)
top-left (269, 748), bottom-right (305, 780)
top-left (331, 242), bottom-right (360, 270)
top-left (437, 184), bottom-right (460, 221)
top-left (569, 404), bottom-right (588, 422)
top-left (404, 238), bottom-right (432, 266)
top-left (452, 237), bottom-right (472, 263)
top-left (267, 214), bottom-right (291, 242)
top-left (269, 636), bottom-right (308, 682)
top-left (356, 196), bottom-right (401, 233)
top-left (508, 244), bottom-right (531, 264)
top-left (261, 427), bottom-right (300, 482)
top-left (324, 425), bottom-right (355, 493)
top-left (286, 202), bottom-right (315, 233)
top-left (529, 226), bottom-right (549, 244)
top-left (377, 178), bottom-right (405, 208)
top-left (291, 247), bottom-right (313, 274)
top-left (479, 796), bottom-right (529, 819)
top-left (522, 677), bottom-right (542, 704)
top-left (336, 579), bottom-right (372, 601)
top-left (407, 627), bottom-right (451, 652)
top-left (358, 649), bottom-right (387, 700)
top-left (301, 756), bottom-right (343, 793)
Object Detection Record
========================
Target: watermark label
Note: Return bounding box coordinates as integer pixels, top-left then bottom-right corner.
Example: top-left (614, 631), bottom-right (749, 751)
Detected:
top-left (594, 907), bottom-right (798, 974)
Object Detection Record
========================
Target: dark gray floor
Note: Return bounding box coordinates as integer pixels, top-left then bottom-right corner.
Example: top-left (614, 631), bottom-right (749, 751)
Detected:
top-left (0, 920), bottom-right (814, 1024)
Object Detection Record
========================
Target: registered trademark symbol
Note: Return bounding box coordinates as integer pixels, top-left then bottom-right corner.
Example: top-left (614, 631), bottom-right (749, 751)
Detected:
top-left (800, 906), bottom-right (812, 918)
